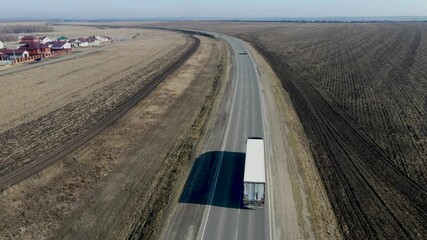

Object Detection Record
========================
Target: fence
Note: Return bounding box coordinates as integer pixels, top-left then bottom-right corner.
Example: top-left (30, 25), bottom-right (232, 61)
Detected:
top-left (11, 49), bottom-right (72, 64)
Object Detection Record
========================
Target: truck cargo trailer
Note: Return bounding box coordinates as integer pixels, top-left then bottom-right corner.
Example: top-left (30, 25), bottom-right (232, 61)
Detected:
top-left (243, 138), bottom-right (266, 208)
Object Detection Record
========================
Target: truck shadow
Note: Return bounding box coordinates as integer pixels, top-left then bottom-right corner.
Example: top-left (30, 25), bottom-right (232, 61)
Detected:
top-left (178, 151), bottom-right (246, 209)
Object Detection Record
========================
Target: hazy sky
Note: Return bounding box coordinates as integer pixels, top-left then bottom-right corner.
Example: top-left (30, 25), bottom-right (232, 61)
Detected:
top-left (1, 0), bottom-right (426, 19)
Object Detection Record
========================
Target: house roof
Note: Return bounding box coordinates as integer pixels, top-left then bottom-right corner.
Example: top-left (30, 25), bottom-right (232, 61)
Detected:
top-left (77, 37), bottom-right (89, 42)
top-left (86, 36), bottom-right (98, 42)
top-left (57, 36), bottom-right (69, 40)
top-left (0, 49), bottom-right (29, 55)
top-left (21, 35), bottom-right (37, 41)
top-left (19, 42), bottom-right (49, 50)
top-left (52, 41), bottom-right (68, 48)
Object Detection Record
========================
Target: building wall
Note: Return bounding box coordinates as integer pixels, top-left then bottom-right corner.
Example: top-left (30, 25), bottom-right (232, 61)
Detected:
top-left (8, 51), bottom-right (29, 59)
top-left (63, 42), bottom-right (72, 49)
top-left (41, 38), bottom-right (52, 44)
top-left (79, 42), bottom-right (89, 47)
top-left (52, 42), bottom-right (72, 50)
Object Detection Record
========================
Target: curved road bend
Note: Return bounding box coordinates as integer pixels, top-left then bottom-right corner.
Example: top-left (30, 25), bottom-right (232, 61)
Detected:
top-left (162, 31), bottom-right (271, 240)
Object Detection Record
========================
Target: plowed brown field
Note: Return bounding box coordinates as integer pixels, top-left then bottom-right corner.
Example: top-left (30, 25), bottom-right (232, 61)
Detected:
top-left (146, 22), bottom-right (427, 239)
top-left (243, 23), bottom-right (427, 239)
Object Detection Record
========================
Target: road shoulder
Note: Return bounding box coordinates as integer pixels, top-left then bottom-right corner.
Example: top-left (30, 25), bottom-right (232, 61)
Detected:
top-left (160, 37), bottom-right (232, 240)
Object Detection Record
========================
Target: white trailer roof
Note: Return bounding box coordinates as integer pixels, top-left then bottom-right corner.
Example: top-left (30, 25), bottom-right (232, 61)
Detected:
top-left (244, 139), bottom-right (266, 183)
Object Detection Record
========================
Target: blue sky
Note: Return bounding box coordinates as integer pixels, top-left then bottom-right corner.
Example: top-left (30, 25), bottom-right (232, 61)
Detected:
top-left (1, 0), bottom-right (426, 19)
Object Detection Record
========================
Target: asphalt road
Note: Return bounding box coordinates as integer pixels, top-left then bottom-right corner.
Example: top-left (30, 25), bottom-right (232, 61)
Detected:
top-left (161, 32), bottom-right (272, 240)
top-left (197, 34), bottom-right (270, 240)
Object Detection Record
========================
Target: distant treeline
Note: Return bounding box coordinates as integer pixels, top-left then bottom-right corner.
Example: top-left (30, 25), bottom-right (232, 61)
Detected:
top-left (0, 24), bottom-right (54, 43)
top-left (0, 24), bottom-right (54, 34)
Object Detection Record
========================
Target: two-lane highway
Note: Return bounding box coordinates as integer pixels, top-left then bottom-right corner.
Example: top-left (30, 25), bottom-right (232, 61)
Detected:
top-left (161, 31), bottom-right (272, 240)
top-left (197, 34), bottom-right (270, 240)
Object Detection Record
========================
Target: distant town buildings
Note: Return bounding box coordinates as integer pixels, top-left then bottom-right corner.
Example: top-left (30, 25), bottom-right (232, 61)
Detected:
top-left (39, 36), bottom-right (52, 44)
top-left (51, 41), bottom-right (72, 50)
top-left (0, 34), bottom-right (112, 65)
top-left (18, 41), bottom-right (51, 57)
top-left (0, 49), bottom-right (30, 59)
top-left (73, 38), bottom-right (89, 47)
top-left (19, 35), bottom-right (39, 44)
top-left (57, 36), bottom-right (69, 42)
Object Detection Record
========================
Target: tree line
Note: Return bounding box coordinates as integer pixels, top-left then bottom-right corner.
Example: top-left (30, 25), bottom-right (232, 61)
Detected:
top-left (0, 24), bottom-right (54, 43)
top-left (0, 24), bottom-right (54, 34)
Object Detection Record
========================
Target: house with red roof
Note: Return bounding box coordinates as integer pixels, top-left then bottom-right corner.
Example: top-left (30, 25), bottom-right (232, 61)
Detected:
top-left (19, 36), bottom-right (39, 44)
top-left (18, 42), bottom-right (51, 56)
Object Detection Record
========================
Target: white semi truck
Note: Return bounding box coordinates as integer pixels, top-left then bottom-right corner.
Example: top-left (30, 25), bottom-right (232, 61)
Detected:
top-left (243, 138), bottom-right (266, 208)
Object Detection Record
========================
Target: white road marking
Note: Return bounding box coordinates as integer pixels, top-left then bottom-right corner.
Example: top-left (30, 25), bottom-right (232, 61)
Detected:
top-left (235, 207), bottom-right (241, 240)
top-left (200, 37), bottom-right (241, 240)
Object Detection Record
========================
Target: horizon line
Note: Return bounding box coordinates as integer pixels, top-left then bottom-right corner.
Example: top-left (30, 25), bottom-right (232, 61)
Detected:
top-left (0, 15), bottom-right (426, 21)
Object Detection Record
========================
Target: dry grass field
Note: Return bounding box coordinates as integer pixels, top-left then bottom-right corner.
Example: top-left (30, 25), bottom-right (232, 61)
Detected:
top-left (0, 28), bottom-right (185, 132)
top-left (0, 22), bottom-right (226, 238)
top-left (0, 23), bottom-right (141, 40)
top-left (147, 22), bottom-right (427, 239)
top-left (0, 28), bottom-right (192, 182)
top-left (40, 24), bottom-right (144, 40)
